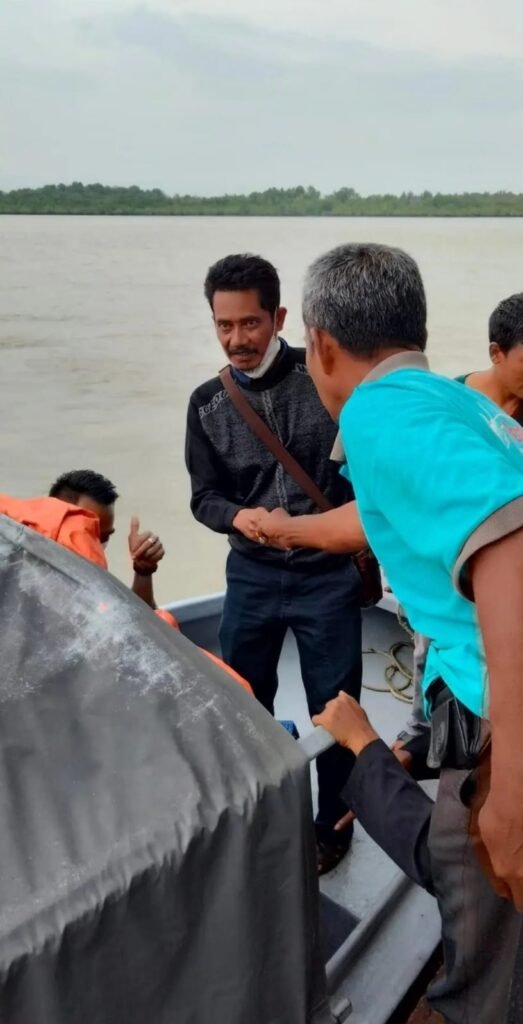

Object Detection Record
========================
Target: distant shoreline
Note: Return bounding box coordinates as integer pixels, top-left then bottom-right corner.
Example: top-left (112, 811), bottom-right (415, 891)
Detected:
top-left (1, 207), bottom-right (523, 216)
top-left (2, 212), bottom-right (523, 219)
top-left (2, 183), bottom-right (523, 217)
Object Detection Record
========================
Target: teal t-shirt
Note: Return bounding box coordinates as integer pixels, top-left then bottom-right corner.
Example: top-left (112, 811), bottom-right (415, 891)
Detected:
top-left (339, 360), bottom-right (523, 717)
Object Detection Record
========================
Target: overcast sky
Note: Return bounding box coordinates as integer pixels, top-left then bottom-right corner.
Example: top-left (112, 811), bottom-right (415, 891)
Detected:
top-left (1, 0), bottom-right (522, 195)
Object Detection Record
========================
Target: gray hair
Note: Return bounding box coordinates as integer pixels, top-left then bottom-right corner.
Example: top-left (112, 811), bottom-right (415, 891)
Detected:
top-left (302, 242), bottom-right (427, 358)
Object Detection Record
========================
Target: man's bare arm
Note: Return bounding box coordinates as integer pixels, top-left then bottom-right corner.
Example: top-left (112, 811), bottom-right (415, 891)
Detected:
top-left (258, 502), bottom-right (367, 554)
top-left (471, 527), bottom-right (523, 908)
top-left (128, 517), bottom-right (164, 610)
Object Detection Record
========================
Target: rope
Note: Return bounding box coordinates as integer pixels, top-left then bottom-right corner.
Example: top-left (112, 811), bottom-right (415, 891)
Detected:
top-left (362, 606), bottom-right (415, 703)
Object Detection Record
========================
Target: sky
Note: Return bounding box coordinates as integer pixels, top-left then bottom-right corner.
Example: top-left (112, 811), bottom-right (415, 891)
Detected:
top-left (1, 0), bottom-right (523, 195)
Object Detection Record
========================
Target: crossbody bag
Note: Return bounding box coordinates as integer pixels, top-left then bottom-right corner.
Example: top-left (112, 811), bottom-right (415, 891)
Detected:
top-left (219, 366), bottom-right (383, 608)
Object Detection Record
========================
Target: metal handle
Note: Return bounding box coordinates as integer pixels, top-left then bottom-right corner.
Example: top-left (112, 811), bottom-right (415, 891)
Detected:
top-left (332, 998), bottom-right (353, 1022)
top-left (298, 725), bottom-right (335, 763)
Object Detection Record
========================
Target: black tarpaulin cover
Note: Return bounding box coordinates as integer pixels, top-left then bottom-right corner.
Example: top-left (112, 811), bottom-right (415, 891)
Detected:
top-left (0, 516), bottom-right (331, 1024)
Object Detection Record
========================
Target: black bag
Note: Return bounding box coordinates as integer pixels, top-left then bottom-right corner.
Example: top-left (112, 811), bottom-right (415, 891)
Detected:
top-left (427, 680), bottom-right (484, 771)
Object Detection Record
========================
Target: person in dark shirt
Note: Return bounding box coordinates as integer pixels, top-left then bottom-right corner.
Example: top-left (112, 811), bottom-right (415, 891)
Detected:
top-left (185, 254), bottom-right (362, 873)
top-left (314, 692), bottom-right (523, 1024)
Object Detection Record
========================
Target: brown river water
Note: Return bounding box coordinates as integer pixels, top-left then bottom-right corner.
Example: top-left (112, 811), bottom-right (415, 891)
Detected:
top-left (1, 214), bottom-right (522, 601)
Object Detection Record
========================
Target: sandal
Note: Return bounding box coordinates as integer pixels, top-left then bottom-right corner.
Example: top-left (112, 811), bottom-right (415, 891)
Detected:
top-left (316, 838), bottom-right (350, 876)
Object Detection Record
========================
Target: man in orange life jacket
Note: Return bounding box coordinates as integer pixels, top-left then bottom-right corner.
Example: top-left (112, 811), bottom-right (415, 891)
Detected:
top-left (48, 469), bottom-right (164, 611)
top-left (0, 477), bottom-right (252, 695)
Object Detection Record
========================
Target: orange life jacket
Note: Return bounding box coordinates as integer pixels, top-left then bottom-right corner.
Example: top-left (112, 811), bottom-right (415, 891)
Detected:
top-left (153, 609), bottom-right (252, 693)
top-left (0, 494), bottom-right (108, 567)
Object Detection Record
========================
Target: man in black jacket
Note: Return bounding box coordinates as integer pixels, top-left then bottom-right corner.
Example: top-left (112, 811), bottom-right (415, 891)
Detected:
top-left (185, 253), bottom-right (362, 873)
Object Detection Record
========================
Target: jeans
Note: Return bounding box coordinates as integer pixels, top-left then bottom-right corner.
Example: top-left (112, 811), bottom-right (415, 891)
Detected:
top-left (219, 550), bottom-right (362, 843)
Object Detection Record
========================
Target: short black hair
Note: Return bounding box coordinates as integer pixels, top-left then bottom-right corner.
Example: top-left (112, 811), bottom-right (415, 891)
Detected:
top-left (489, 293), bottom-right (523, 353)
top-left (204, 254), bottom-right (281, 315)
top-left (303, 243), bottom-right (427, 358)
top-left (49, 470), bottom-right (119, 506)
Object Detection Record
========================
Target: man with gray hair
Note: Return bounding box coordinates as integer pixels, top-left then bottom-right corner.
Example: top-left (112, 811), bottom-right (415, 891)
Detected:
top-left (265, 242), bottom-right (523, 1023)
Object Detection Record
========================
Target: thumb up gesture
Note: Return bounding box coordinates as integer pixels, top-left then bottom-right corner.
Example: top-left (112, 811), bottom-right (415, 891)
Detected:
top-left (128, 516), bottom-right (165, 574)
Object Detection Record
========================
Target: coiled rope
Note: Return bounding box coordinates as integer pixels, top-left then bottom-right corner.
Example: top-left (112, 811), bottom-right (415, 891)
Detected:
top-left (362, 607), bottom-right (415, 703)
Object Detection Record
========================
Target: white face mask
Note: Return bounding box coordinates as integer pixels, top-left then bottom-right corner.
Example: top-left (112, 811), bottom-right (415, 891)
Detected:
top-left (242, 334), bottom-right (281, 379)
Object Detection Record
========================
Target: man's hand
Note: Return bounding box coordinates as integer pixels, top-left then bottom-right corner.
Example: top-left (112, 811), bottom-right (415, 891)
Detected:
top-left (129, 516), bottom-right (165, 573)
top-left (390, 738), bottom-right (414, 772)
top-left (471, 527), bottom-right (523, 909)
top-left (232, 507), bottom-right (267, 542)
top-left (257, 508), bottom-right (291, 549)
top-left (256, 502), bottom-right (367, 554)
top-left (477, 786), bottom-right (523, 908)
top-left (312, 692), bottom-right (379, 757)
top-left (315, 693), bottom-right (379, 838)
top-left (334, 808), bottom-right (356, 833)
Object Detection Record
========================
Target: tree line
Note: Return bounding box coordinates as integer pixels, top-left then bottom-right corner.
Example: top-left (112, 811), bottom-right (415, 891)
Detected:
top-left (1, 182), bottom-right (523, 216)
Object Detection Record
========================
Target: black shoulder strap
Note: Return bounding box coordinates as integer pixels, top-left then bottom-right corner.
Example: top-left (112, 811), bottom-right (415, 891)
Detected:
top-left (219, 366), bottom-right (333, 513)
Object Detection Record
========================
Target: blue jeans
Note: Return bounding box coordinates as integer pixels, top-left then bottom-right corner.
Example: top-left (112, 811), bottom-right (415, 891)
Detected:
top-left (220, 550), bottom-right (362, 843)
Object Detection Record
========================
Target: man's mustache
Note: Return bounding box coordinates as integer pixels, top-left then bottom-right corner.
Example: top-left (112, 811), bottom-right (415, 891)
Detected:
top-left (229, 347), bottom-right (258, 356)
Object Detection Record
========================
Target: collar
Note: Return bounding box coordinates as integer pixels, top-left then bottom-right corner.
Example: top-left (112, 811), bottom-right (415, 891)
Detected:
top-left (230, 338), bottom-right (289, 390)
top-left (330, 433), bottom-right (346, 464)
top-left (330, 351), bottom-right (429, 463)
top-left (362, 351), bottom-right (429, 384)
top-left (236, 335), bottom-right (282, 381)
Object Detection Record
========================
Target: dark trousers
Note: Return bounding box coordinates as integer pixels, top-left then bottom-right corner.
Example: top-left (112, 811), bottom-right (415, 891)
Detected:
top-left (219, 550), bottom-right (362, 843)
